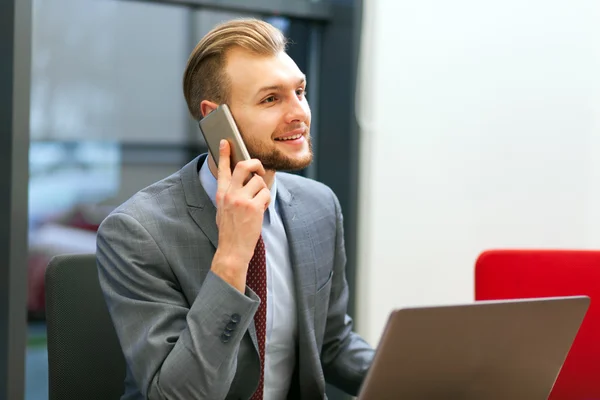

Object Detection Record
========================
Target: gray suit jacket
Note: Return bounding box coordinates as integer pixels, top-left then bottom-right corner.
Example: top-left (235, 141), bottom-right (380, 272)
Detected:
top-left (96, 154), bottom-right (374, 400)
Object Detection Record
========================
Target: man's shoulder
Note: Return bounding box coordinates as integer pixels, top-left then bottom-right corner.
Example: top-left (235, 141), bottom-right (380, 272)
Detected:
top-left (276, 172), bottom-right (338, 208)
top-left (112, 155), bottom-right (205, 219)
top-left (109, 167), bottom-right (187, 225)
top-left (277, 172), bottom-right (331, 193)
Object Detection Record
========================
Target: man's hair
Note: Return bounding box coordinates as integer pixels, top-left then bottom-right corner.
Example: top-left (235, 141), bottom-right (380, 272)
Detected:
top-left (183, 18), bottom-right (287, 120)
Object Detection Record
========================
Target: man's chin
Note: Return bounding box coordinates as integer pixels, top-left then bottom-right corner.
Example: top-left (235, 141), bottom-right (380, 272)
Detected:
top-left (248, 143), bottom-right (313, 171)
top-left (282, 160), bottom-right (313, 172)
top-left (262, 156), bottom-right (313, 172)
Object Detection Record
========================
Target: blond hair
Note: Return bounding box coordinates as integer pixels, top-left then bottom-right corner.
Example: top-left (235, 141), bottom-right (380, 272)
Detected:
top-left (183, 18), bottom-right (287, 120)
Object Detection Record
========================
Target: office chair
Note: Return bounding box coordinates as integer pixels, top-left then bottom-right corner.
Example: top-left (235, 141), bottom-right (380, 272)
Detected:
top-left (475, 250), bottom-right (600, 400)
top-left (45, 253), bottom-right (126, 400)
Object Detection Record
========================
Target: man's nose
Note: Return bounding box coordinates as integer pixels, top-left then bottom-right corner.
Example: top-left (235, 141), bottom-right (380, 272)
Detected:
top-left (284, 94), bottom-right (309, 123)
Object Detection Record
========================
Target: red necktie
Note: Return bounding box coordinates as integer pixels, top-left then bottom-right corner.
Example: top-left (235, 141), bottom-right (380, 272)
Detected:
top-left (247, 236), bottom-right (267, 400)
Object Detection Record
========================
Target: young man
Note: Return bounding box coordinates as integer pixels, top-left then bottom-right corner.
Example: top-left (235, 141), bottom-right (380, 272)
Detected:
top-left (96, 18), bottom-right (374, 400)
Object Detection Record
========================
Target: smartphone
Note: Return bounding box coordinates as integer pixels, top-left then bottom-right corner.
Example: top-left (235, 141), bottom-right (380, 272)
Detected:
top-left (198, 104), bottom-right (251, 168)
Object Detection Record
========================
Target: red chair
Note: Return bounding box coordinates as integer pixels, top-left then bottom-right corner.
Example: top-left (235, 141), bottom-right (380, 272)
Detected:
top-left (475, 250), bottom-right (600, 400)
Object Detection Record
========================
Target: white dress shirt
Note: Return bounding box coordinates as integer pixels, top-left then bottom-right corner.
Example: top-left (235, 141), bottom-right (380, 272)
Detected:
top-left (199, 159), bottom-right (298, 399)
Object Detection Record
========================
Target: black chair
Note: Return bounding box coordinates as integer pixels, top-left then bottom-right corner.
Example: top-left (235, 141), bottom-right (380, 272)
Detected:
top-left (45, 253), bottom-right (126, 400)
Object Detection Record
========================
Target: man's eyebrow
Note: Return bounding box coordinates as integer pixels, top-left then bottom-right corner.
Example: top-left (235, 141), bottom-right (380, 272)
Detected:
top-left (256, 76), bottom-right (306, 95)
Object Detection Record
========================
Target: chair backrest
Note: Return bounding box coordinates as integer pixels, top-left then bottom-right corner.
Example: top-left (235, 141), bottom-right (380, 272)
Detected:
top-left (45, 253), bottom-right (126, 400)
top-left (475, 250), bottom-right (600, 400)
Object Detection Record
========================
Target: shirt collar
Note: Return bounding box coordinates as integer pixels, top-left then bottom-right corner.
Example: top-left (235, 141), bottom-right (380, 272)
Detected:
top-left (199, 157), bottom-right (278, 224)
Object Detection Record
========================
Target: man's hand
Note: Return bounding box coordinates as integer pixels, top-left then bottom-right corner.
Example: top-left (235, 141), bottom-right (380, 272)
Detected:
top-left (210, 140), bottom-right (271, 292)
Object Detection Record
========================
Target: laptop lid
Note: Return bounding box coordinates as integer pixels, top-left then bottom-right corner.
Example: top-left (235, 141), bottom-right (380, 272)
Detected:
top-left (357, 296), bottom-right (589, 400)
top-left (475, 249), bottom-right (600, 399)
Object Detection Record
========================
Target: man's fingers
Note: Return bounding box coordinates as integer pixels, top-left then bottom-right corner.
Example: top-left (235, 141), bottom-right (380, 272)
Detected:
top-left (254, 187), bottom-right (271, 211)
top-left (216, 140), bottom-right (231, 193)
top-left (242, 175), bottom-right (268, 199)
top-left (231, 159), bottom-right (266, 187)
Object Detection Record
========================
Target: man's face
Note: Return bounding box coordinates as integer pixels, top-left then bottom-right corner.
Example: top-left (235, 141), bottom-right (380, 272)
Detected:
top-left (224, 47), bottom-right (312, 171)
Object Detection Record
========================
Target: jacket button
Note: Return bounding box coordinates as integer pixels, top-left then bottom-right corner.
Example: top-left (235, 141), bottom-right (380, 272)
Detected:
top-left (231, 313), bottom-right (241, 324)
top-left (225, 321), bottom-right (236, 332)
top-left (220, 333), bottom-right (230, 343)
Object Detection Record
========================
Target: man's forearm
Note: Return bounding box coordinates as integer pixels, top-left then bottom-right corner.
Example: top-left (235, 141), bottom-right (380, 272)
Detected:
top-left (145, 272), bottom-right (260, 399)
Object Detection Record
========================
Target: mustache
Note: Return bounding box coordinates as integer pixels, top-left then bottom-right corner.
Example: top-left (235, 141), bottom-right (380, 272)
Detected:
top-left (278, 123), bottom-right (309, 135)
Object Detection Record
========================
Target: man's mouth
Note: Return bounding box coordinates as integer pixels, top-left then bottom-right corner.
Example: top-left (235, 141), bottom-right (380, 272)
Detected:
top-left (275, 133), bottom-right (303, 141)
top-left (274, 127), bottom-right (307, 141)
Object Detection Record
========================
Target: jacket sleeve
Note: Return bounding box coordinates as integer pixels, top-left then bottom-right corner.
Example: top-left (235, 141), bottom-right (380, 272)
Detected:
top-left (96, 211), bottom-right (259, 399)
top-left (320, 192), bottom-right (375, 396)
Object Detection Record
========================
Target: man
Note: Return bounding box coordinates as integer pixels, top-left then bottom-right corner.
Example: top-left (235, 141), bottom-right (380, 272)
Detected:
top-left (96, 18), bottom-right (374, 400)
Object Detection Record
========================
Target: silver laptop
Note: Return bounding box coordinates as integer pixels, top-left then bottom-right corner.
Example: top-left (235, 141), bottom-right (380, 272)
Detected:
top-left (357, 296), bottom-right (589, 400)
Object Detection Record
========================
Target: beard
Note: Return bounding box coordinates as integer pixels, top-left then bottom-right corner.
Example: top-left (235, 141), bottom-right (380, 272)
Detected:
top-left (241, 126), bottom-right (313, 171)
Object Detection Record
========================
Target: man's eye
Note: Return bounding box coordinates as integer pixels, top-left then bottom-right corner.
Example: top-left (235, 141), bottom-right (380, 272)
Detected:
top-left (297, 89), bottom-right (307, 97)
top-left (263, 96), bottom-right (276, 103)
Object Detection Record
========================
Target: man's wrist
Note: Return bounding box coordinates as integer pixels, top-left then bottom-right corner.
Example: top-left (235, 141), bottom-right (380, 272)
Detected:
top-left (211, 250), bottom-right (249, 292)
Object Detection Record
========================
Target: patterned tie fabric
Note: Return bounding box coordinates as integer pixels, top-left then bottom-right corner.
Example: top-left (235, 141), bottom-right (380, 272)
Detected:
top-left (246, 235), bottom-right (267, 400)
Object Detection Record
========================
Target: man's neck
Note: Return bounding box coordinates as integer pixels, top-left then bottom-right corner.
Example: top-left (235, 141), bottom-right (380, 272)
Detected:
top-left (208, 155), bottom-right (275, 189)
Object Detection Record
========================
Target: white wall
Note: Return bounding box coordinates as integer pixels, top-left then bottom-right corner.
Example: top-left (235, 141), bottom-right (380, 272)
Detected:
top-left (355, 0), bottom-right (600, 346)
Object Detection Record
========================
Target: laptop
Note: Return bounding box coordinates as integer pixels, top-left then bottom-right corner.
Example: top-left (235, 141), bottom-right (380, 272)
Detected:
top-left (357, 296), bottom-right (589, 400)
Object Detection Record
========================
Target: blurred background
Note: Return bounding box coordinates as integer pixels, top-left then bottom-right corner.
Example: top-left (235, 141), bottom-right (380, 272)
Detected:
top-left (4, 0), bottom-right (600, 399)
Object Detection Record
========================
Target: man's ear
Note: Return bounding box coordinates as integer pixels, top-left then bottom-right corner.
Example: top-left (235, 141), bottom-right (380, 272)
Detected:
top-left (200, 100), bottom-right (218, 118)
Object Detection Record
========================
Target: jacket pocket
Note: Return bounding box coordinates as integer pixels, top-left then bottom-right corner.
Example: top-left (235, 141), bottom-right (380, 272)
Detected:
top-left (314, 270), bottom-right (333, 351)
top-left (316, 270), bottom-right (333, 293)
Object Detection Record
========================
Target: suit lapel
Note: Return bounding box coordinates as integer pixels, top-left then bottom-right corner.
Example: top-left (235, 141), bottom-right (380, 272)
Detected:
top-left (181, 155), bottom-right (259, 352)
top-left (277, 176), bottom-right (323, 398)
top-left (277, 179), bottom-right (317, 319)
top-left (181, 154), bottom-right (219, 249)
